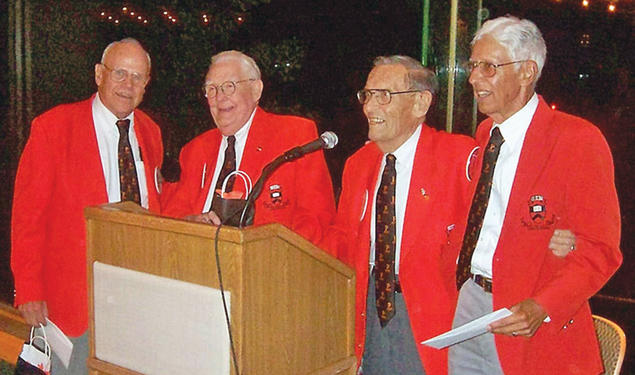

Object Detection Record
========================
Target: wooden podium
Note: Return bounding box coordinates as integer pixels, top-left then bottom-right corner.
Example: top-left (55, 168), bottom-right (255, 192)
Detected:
top-left (85, 202), bottom-right (356, 375)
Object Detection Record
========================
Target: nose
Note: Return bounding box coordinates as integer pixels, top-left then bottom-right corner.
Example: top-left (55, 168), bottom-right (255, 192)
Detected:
top-left (468, 67), bottom-right (480, 86)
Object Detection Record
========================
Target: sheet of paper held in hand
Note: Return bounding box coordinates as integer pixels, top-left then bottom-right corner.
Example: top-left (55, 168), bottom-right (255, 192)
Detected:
top-left (43, 318), bottom-right (73, 368)
top-left (421, 308), bottom-right (512, 349)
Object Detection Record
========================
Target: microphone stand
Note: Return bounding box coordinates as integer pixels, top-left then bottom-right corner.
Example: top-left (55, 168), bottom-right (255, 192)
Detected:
top-left (237, 149), bottom-right (301, 228)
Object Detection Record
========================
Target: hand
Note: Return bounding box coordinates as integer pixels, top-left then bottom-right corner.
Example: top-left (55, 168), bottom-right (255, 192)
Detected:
top-left (18, 301), bottom-right (48, 327)
top-left (488, 299), bottom-right (547, 338)
top-left (184, 211), bottom-right (221, 226)
top-left (549, 229), bottom-right (576, 257)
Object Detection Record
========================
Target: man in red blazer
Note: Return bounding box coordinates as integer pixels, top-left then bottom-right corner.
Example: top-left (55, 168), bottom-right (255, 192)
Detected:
top-left (324, 55), bottom-right (477, 375)
top-left (449, 16), bottom-right (622, 374)
top-left (11, 38), bottom-right (163, 374)
top-left (162, 51), bottom-right (335, 244)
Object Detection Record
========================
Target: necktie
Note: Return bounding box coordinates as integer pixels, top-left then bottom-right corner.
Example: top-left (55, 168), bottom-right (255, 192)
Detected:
top-left (214, 135), bottom-right (237, 199)
top-left (116, 119), bottom-right (141, 204)
top-left (374, 153), bottom-right (397, 327)
top-left (456, 127), bottom-right (505, 290)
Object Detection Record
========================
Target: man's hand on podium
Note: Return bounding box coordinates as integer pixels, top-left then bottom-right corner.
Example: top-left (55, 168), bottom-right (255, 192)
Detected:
top-left (184, 211), bottom-right (221, 226)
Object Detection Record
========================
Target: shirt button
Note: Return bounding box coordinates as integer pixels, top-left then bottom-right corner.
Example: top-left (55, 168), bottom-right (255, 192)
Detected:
top-left (569, 319), bottom-right (574, 324)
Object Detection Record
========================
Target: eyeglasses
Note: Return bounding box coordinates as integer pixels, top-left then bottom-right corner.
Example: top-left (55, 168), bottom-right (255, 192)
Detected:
top-left (356, 89), bottom-right (420, 105)
top-left (203, 79), bottom-right (256, 98)
top-left (464, 60), bottom-right (529, 77)
top-left (101, 64), bottom-right (148, 86)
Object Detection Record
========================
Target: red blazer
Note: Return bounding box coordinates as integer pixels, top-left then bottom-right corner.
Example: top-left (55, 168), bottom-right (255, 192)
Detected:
top-left (455, 96), bottom-right (622, 374)
top-left (162, 107), bottom-right (336, 244)
top-left (324, 125), bottom-right (476, 375)
top-left (11, 96), bottom-right (164, 336)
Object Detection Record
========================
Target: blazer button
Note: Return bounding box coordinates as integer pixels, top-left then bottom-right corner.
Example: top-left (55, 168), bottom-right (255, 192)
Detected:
top-left (361, 313), bottom-right (365, 317)
top-left (569, 319), bottom-right (574, 324)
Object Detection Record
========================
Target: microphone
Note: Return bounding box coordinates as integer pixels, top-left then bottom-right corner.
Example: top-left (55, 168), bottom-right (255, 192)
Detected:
top-left (282, 131), bottom-right (338, 161)
top-left (237, 131), bottom-right (339, 228)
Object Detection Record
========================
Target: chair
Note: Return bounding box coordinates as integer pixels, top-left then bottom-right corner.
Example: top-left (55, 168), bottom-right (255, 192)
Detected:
top-left (592, 314), bottom-right (626, 375)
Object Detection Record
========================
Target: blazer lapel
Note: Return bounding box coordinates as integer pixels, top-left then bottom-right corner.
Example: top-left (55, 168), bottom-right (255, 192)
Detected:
top-left (70, 97), bottom-right (108, 204)
top-left (503, 97), bottom-right (557, 226)
top-left (401, 126), bottom-right (433, 262)
top-left (200, 131), bottom-right (223, 201)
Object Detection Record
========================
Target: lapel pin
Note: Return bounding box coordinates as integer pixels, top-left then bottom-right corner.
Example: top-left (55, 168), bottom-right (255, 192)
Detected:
top-left (420, 188), bottom-right (430, 200)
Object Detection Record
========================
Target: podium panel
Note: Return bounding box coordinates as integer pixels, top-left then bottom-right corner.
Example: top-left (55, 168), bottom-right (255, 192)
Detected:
top-left (85, 202), bottom-right (356, 375)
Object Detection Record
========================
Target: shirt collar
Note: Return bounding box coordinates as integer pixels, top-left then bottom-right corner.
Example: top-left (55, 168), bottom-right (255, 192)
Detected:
top-left (390, 124), bottom-right (422, 165)
top-left (93, 93), bottom-right (134, 127)
top-left (492, 93), bottom-right (538, 147)
top-left (224, 107), bottom-right (257, 144)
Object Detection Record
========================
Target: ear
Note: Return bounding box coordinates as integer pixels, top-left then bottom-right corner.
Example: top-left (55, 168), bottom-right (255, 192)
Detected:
top-left (520, 60), bottom-right (538, 87)
top-left (252, 79), bottom-right (264, 102)
top-left (95, 64), bottom-right (104, 87)
top-left (412, 90), bottom-right (433, 118)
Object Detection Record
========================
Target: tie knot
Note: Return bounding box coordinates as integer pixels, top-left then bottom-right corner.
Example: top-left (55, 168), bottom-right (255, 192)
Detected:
top-left (227, 135), bottom-right (236, 147)
top-left (490, 127), bottom-right (505, 147)
top-left (116, 119), bottom-right (131, 135)
top-left (385, 153), bottom-right (396, 166)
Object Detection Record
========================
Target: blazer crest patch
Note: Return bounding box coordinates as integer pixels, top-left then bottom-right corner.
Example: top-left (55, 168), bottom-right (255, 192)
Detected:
top-left (263, 184), bottom-right (289, 209)
top-left (521, 194), bottom-right (556, 230)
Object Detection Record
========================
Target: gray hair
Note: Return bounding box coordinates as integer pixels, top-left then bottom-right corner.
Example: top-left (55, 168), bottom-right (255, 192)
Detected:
top-left (373, 55), bottom-right (439, 95)
top-left (210, 50), bottom-right (261, 80)
top-left (473, 16), bottom-right (547, 80)
top-left (101, 38), bottom-right (151, 70)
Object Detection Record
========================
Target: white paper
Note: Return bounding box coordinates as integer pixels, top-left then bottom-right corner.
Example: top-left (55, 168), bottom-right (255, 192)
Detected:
top-left (43, 318), bottom-right (73, 368)
top-left (421, 308), bottom-right (512, 349)
top-left (93, 261), bottom-right (231, 375)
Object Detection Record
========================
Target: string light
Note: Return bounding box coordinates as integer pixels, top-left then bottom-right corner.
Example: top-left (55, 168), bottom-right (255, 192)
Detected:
top-left (608, 3), bottom-right (616, 12)
top-left (582, 0), bottom-right (589, 7)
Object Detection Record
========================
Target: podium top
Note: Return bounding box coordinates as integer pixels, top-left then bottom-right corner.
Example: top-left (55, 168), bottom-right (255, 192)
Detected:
top-left (84, 202), bottom-right (353, 278)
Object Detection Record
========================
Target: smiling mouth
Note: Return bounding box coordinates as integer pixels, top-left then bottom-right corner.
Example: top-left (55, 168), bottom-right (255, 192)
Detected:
top-left (115, 92), bottom-right (133, 100)
top-left (368, 116), bottom-right (385, 125)
top-left (475, 90), bottom-right (491, 99)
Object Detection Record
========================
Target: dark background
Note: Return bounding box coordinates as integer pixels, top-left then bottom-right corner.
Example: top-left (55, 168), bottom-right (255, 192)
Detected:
top-left (1, 0), bottom-right (632, 372)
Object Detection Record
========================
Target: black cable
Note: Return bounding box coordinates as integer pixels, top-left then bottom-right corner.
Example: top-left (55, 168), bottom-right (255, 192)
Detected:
top-left (214, 222), bottom-right (241, 375)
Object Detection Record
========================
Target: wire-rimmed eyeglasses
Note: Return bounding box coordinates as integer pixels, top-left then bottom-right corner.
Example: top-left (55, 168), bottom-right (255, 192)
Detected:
top-left (203, 79), bottom-right (256, 98)
top-left (464, 60), bottom-right (529, 77)
top-left (356, 89), bottom-right (421, 105)
top-left (101, 64), bottom-right (149, 86)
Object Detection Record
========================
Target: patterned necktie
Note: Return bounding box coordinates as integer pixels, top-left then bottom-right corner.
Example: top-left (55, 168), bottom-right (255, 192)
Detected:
top-left (374, 153), bottom-right (397, 327)
top-left (116, 119), bottom-right (141, 204)
top-left (456, 127), bottom-right (505, 290)
top-left (214, 135), bottom-right (237, 199)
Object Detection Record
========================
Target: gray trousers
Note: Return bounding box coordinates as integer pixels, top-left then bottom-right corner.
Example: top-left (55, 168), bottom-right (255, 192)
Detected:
top-left (361, 272), bottom-right (425, 375)
top-left (51, 330), bottom-right (88, 375)
top-left (448, 279), bottom-right (504, 375)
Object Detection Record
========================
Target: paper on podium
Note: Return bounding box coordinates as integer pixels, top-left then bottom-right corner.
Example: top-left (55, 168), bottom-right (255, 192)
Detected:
top-left (421, 308), bottom-right (512, 349)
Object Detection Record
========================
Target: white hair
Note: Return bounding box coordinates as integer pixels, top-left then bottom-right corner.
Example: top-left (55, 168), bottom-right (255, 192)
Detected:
top-left (210, 50), bottom-right (261, 80)
top-left (101, 38), bottom-right (151, 70)
top-left (473, 16), bottom-right (547, 80)
top-left (373, 55), bottom-right (439, 95)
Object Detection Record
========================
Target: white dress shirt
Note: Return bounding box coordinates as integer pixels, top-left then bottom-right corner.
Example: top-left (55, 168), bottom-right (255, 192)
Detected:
top-left (471, 93), bottom-right (539, 278)
top-left (202, 108), bottom-right (257, 212)
top-left (369, 124), bottom-right (421, 274)
top-left (92, 93), bottom-right (149, 208)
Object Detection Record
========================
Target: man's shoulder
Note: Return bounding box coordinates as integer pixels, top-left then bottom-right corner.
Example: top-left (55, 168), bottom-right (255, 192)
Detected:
top-left (255, 108), bottom-right (317, 132)
top-left (133, 108), bottom-right (161, 130)
top-left (35, 97), bottom-right (92, 123)
top-left (419, 125), bottom-right (477, 157)
top-left (347, 141), bottom-right (381, 166)
top-left (182, 128), bottom-right (220, 151)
